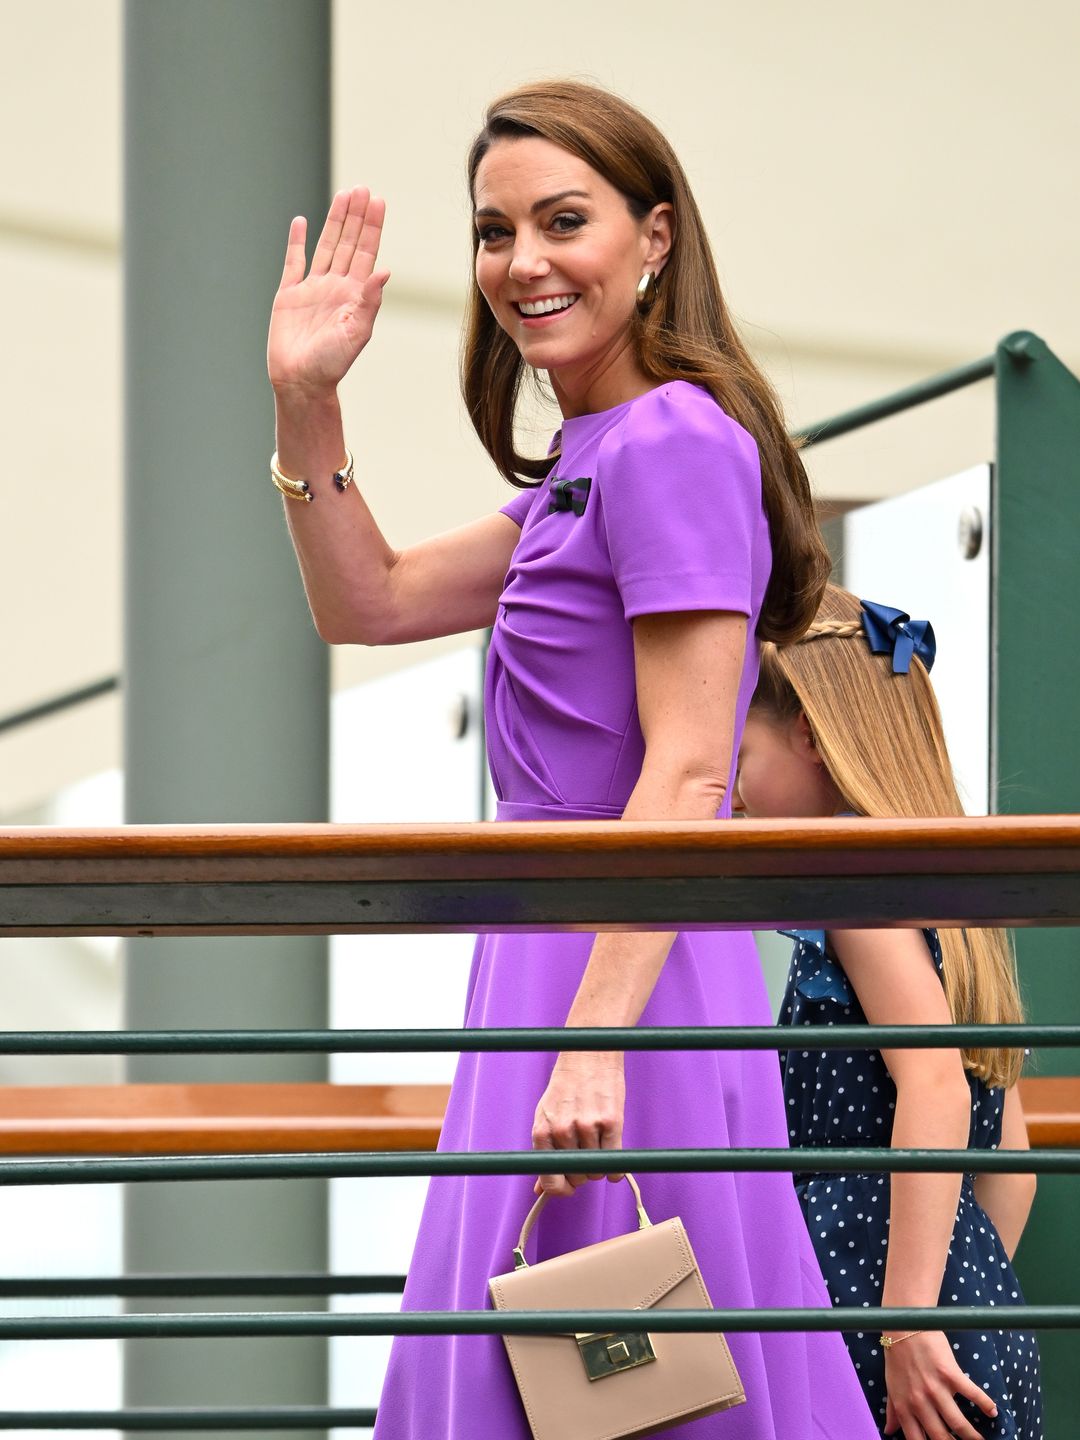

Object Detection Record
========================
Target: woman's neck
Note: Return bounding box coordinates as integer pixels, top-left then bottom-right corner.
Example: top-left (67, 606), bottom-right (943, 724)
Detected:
top-left (549, 340), bottom-right (657, 419)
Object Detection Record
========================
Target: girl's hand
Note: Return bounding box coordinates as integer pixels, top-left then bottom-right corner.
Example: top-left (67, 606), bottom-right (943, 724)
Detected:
top-left (267, 186), bottom-right (391, 398)
top-left (532, 1051), bottom-right (625, 1198)
top-left (883, 1331), bottom-right (998, 1440)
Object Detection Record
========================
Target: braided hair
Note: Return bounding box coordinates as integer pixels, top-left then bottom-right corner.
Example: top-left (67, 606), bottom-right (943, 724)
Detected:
top-left (801, 618), bottom-right (864, 643)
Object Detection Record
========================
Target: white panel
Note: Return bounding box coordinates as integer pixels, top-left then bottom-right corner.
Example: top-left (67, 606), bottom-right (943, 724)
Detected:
top-left (329, 643), bottom-right (484, 1088)
top-left (0, 1186), bottom-right (122, 1434)
top-left (842, 465), bottom-right (991, 814)
top-left (329, 643), bottom-right (484, 1417)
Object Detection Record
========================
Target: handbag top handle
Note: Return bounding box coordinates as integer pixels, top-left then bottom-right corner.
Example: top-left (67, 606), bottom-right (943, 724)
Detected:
top-left (512, 1173), bottom-right (653, 1270)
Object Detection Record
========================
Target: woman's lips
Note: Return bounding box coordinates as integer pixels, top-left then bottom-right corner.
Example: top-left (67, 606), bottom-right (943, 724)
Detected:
top-left (514, 293), bottom-right (580, 323)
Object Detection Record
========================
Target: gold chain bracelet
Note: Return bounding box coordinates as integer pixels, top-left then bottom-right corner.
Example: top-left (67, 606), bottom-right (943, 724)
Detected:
top-left (880, 1331), bottom-right (922, 1349)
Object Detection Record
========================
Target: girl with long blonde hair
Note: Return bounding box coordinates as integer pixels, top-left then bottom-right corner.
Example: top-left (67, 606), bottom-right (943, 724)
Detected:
top-left (733, 583), bottom-right (1042, 1439)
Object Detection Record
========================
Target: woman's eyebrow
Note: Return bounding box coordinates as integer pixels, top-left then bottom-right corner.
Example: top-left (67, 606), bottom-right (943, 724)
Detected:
top-left (474, 188), bottom-right (591, 220)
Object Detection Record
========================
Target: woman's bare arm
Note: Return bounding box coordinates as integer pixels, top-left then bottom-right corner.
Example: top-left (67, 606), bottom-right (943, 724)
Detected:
top-left (973, 1085), bottom-right (1036, 1258)
top-left (268, 188), bottom-right (521, 645)
top-left (531, 609), bottom-right (746, 1196)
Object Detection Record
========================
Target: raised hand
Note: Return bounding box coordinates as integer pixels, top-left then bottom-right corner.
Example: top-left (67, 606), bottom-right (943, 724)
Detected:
top-left (267, 186), bottom-right (390, 397)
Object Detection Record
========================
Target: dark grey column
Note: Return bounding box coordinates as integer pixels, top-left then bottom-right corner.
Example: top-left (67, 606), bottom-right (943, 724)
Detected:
top-left (123, 3), bottom-right (331, 1432)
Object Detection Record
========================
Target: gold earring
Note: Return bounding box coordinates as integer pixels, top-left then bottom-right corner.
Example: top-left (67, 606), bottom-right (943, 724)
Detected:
top-left (636, 271), bottom-right (659, 313)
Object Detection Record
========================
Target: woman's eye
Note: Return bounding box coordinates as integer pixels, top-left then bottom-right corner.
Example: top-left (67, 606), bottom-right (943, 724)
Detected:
top-left (477, 224), bottom-right (511, 245)
top-left (551, 212), bottom-right (586, 234)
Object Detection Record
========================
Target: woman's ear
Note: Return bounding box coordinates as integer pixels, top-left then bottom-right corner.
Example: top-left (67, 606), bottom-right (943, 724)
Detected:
top-left (644, 203), bottom-right (674, 276)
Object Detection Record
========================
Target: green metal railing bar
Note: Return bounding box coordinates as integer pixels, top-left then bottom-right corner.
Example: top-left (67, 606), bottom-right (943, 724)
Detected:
top-left (0, 676), bottom-right (119, 738)
top-left (0, 1023), bottom-right (1074, 1054)
top-left (0, 1307), bottom-right (1073, 1340)
top-left (0, 1148), bottom-right (1069, 1186)
top-left (0, 1274), bottom-right (406, 1299)
top-left (0, 1410), bottom-right (377, 1432)
top-left (794, 352), bottom-right (997, 447)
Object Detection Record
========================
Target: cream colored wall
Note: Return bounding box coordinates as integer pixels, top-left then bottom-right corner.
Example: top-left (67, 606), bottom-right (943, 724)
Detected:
top-left (2, 0), bottom-right (1078, 808)
top-left (0, 0), bottom-right (122, 811)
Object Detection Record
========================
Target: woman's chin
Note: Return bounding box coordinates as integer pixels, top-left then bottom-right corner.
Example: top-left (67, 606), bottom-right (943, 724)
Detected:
top-left (515, 337), bottom-right (575, 370)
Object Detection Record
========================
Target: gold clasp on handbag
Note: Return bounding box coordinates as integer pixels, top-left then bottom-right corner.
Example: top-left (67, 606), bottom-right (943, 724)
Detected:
top-left (575, 1330), bottom-right (656, 1382)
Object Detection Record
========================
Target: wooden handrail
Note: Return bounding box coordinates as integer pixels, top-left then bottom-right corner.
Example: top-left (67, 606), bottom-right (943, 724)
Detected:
top-left (0, 1078), bottom-right (1074, 1156)
top-left (1019, 1077), bottom-right (1080, 1149)
top-left (0, 1084), bottom-right (448, 1156)
top-left (2, 816), bottom-right (1079, 935)
top-left (3, 816), bottom-right (1080, 876)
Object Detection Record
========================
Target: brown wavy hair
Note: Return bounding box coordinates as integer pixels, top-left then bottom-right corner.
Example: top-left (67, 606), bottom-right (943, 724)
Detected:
top-left (753, 584), bottom-right (1025, 1088)
top-left (462, 79), bottom-right (829, 644)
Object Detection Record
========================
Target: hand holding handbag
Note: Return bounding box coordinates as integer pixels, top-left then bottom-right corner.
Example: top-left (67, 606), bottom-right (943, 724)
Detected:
top-left (489, 1174), bottom-right (745, 1440)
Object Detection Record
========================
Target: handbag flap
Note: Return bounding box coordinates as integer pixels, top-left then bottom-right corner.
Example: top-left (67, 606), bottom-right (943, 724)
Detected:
top-left (490, 1216), bottom-right (698, 1315)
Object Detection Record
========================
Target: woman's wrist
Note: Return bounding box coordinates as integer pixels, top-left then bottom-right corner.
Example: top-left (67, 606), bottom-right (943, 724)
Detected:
top-left (273, 387), bottom-right (348, 480)
top-left (555, 1048), bottom-right (624, 1070)
top-left (273, 382), bottom-right (342, 422)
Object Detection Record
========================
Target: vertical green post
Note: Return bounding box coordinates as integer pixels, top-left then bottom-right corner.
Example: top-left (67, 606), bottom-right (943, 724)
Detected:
top-left (123, 3), bottom-right (331, 1435)
top-left (994, 329), bottom-right (1080, 1429)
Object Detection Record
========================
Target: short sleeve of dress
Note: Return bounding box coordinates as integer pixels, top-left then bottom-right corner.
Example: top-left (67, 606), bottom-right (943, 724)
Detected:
top-left (778, 929), bottom-right (856, 1007)
top-left (499, 486), bottom-right (540, 528)
top-left (599, 384), bottom-right (764, 621)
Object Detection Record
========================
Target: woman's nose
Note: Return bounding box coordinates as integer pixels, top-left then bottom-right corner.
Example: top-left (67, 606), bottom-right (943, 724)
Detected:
top-left (508, 240), bottom-right (551, 283)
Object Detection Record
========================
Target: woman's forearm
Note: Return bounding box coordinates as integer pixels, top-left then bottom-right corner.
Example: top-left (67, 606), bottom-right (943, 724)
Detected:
top-left (273, 386), bottom-right (400, 644)
top-left (880, 1084), bottom-right (970, 1310)
top-left (531, 612), bottom-right (742, 1195)
top-left (563, 758), bottom-right (729, 1030)
top-left (563, 930), bottom-right (677, 1029)
top-left (562, 604), bottom-right (740, 1031)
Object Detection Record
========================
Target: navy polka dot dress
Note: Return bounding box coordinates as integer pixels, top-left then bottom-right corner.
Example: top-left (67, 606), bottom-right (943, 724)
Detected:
top-left (779, 928), bottom-right (1042, 1438)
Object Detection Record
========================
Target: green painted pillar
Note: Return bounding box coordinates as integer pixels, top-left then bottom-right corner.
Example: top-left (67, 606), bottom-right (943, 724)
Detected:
top-left (993, 330), bottom-right (1080, 1430)
top-left (123, 3), bottom-right (330, 1434)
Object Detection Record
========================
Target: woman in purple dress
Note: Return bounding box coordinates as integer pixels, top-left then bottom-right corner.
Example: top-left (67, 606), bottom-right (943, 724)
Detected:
top-left (268, 80), bottom-right (877, 1438)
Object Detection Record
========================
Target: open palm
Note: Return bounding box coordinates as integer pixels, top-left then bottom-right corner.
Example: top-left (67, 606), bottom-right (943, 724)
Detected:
top-left (267, 186), bottom-right (390, 395)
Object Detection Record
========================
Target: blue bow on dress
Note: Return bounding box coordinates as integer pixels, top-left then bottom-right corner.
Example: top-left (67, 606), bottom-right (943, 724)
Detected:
top-left (548, 475), bottom-right (592, 517)
top-left (860, 599), bottom-right (937, 674)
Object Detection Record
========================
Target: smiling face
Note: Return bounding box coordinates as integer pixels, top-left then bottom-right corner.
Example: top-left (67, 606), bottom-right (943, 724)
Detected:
top-left (731, 711), bottom-right (846, 820)
top-left (472, 136), bottom-right (672, 413)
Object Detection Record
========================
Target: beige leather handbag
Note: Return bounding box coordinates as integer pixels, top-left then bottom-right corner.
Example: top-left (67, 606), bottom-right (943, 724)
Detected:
top-left (489, 1175), bottom-right (745, 1440)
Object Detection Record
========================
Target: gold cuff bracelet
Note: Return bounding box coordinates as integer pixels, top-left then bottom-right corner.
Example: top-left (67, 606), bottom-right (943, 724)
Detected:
top-left (270, 449), bottom-right (354, 503)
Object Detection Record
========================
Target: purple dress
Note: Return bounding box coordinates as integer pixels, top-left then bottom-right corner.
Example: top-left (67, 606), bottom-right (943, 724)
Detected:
top-left (374, 382), bottom-right (877, 1438)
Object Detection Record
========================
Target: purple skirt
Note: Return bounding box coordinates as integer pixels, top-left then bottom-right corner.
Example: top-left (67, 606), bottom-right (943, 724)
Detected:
top-left (373, 804), bottom-right (876, 1439)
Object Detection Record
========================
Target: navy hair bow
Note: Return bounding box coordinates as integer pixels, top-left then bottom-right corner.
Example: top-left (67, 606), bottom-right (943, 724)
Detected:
top-left (548, 475), bottom-right (592, 517)
top-left (859, 599), bottom-right (937, 674)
